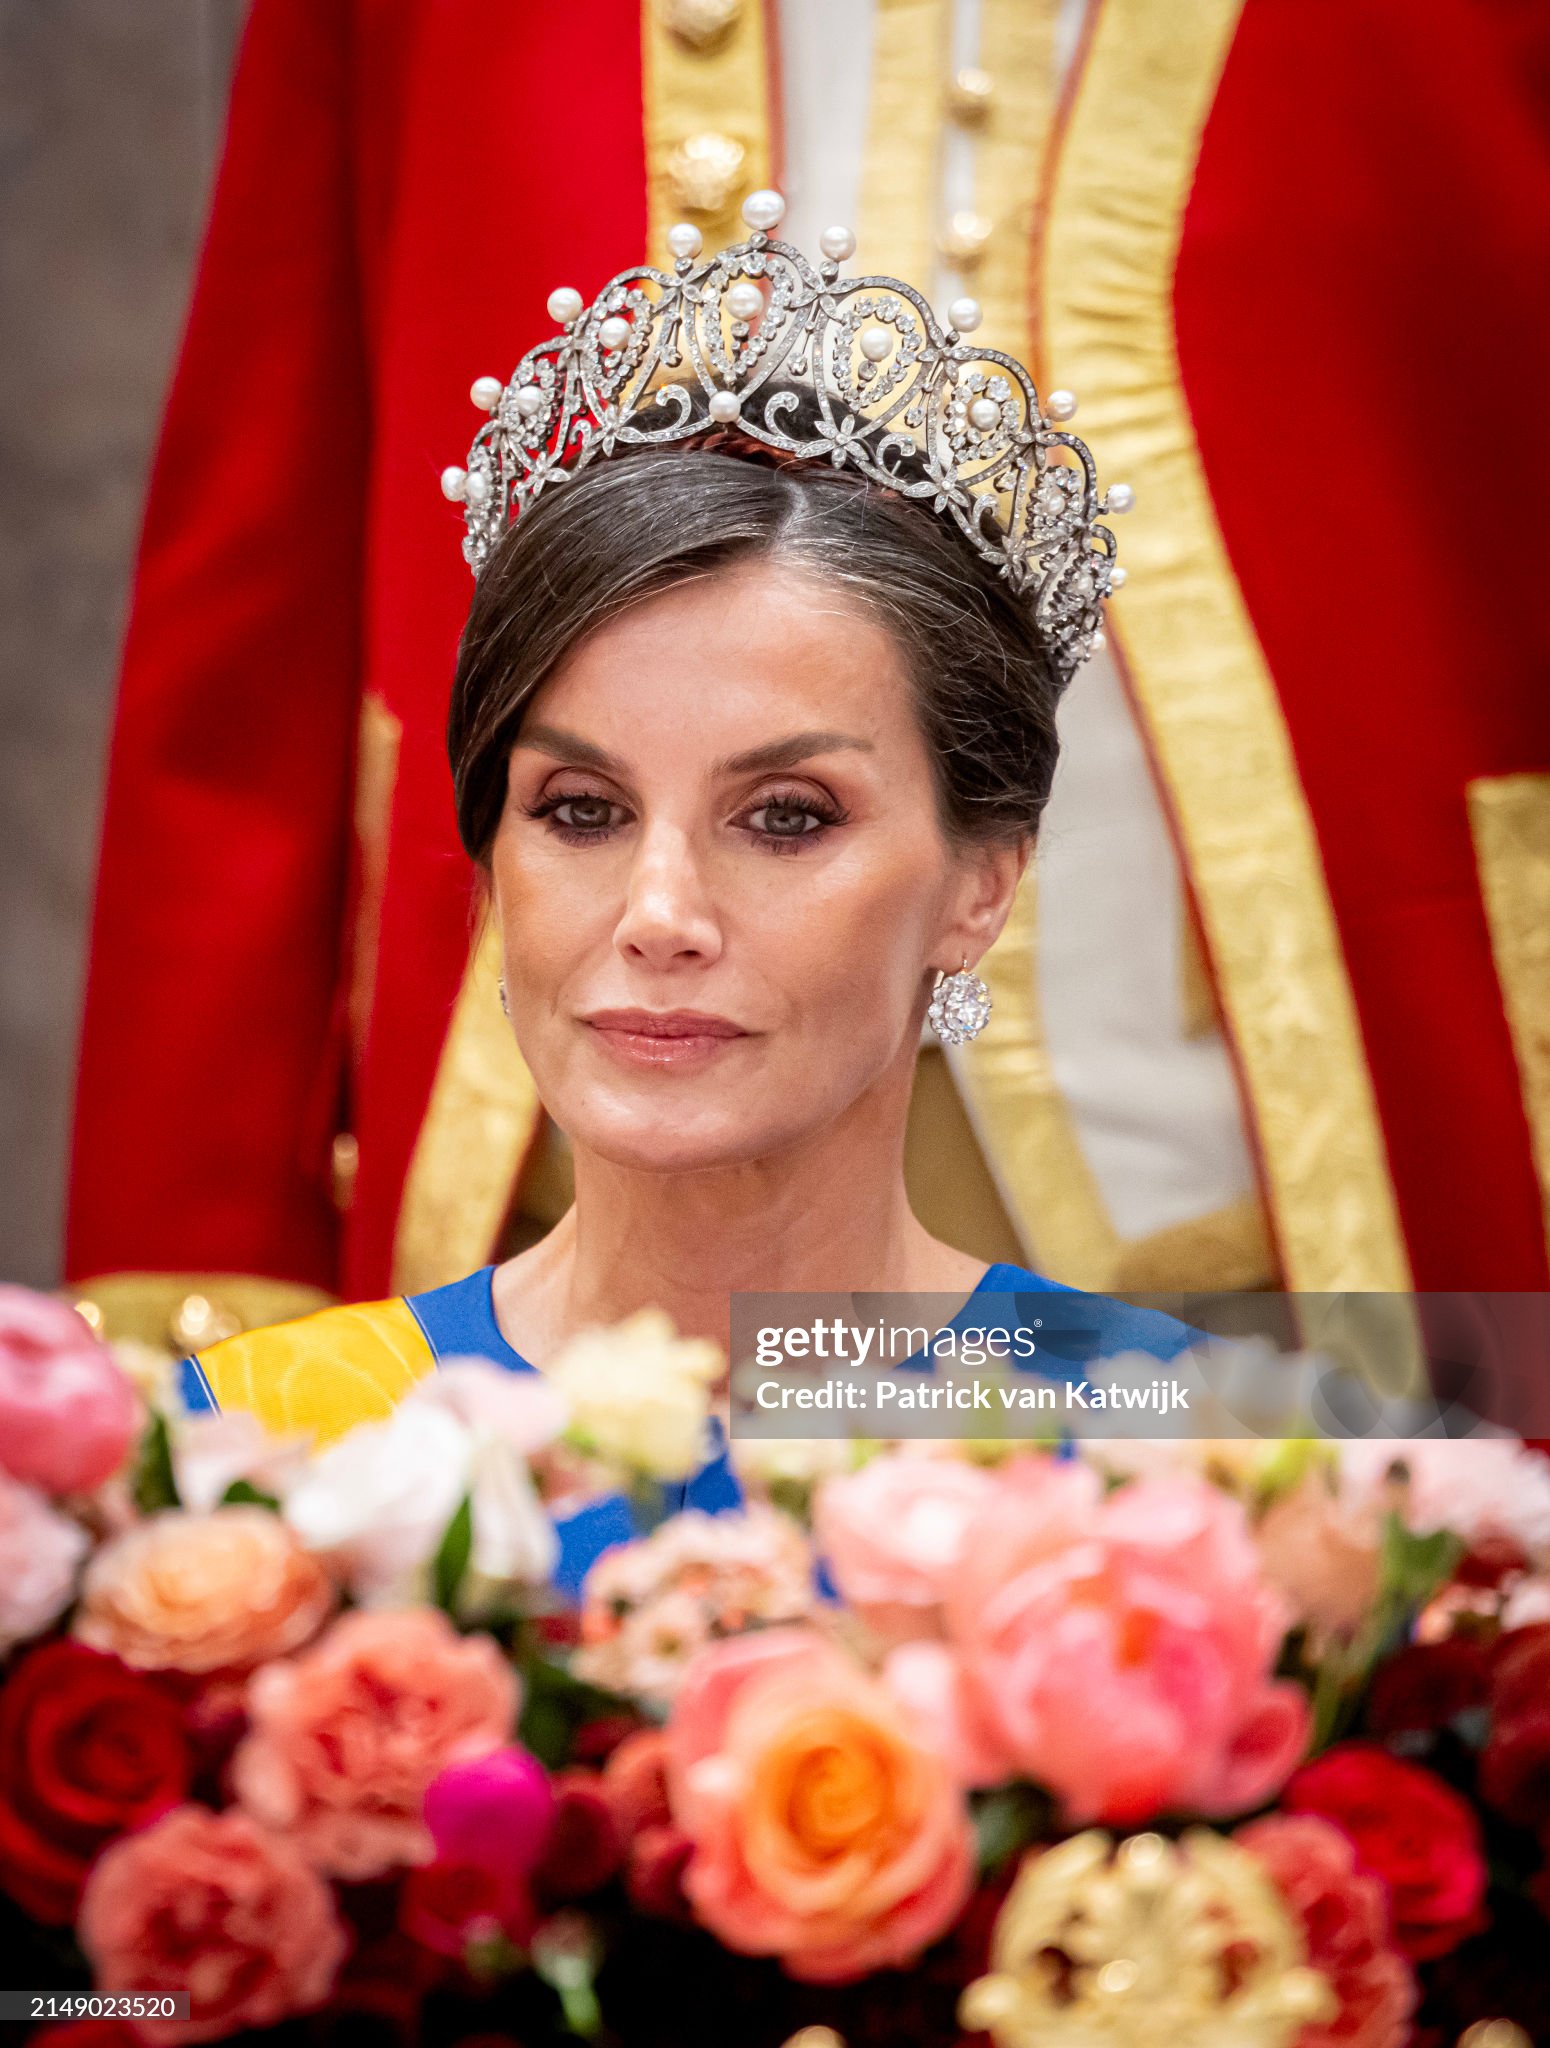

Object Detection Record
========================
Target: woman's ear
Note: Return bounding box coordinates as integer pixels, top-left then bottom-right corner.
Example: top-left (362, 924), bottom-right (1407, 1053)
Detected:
top-left (940, 834), bottom-right (1032, 965)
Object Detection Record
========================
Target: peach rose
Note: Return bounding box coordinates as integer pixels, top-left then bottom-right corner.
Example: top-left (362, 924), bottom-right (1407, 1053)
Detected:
top-left (813, 1452), bottom-right (997, 1640)
top-left (232, 1606), bottom-right (518, 1877)
top-left (666, 1625), bottom-right (974, 1983)
top-left (73, 1507), bottom-right (334, 1675)
top-left (78, 1804), bottom-right (347, 2045)
top-left (887, 1459), bottom-right (1310, 1825)
top-left (1255, 1473), bottom-right (1382, 1644)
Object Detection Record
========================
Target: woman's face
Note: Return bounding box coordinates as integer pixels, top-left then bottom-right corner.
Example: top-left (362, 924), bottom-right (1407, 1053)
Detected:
top-left (488, 559), bottom-right (1026, 1172)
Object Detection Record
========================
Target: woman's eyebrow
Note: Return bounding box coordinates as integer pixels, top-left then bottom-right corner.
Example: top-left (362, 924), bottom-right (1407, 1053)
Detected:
top-left (517, 724), bottom-right (874, 776)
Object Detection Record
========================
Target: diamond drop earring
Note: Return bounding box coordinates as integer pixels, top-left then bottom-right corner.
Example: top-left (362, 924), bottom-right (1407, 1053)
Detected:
top-left (498, 975), bottom-right (510, 1017)
top-left (928, 957), bottom-right (992, 1045)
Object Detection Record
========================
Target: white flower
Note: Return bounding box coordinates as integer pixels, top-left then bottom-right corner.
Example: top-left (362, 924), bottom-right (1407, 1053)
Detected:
top-left (546, 1308), bottom-right (722, 1482)
top-left (283, 1364), bottom-right (563, 1607)
top-left (1337, 1436), bottom-right (1550, 1556)
top-left (283, 1403), bottom-right (471, 1605)
top-left (109, 1338), bottom-right (176, 1411)
top-left (0, 1468), bottom-right (89, 1650)
top-left (171, 1408), bottom-right (313, 1514)
top-left (406, 1360), bottom-right (561, 1595)
top-left (729, 1435), bottom-right (857, 1490)
top-left (410, 1356), bottom-right (567, 1455)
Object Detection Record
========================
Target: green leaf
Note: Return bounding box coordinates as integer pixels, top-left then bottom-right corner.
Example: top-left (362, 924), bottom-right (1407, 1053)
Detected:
top-left (1379, 1512), bottom-right (1463, 1609)
top-left (531, 1913), bottom-right (603, 2040)
top-left (972, 1782), bottom-right (1055, 1877)
top-left (431, 1492), bottom-right (474, 1614)
top-left (131, 1409), bottom-right (181, 1514)
top-left (219, 1478), bottom-right (281, 1512)
top-left (516, 1637), bottom-right (642, 1770)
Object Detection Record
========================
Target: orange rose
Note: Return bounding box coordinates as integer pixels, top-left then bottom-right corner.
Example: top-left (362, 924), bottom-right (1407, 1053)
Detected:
top-left (74, 1507), bottom-right (334, 1675)
top-left (666, 1626), bottom-right (974, 1983)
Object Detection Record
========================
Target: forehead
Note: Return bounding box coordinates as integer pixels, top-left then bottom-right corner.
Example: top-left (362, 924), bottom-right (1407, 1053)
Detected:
top-left (525, 560), bottom-right (918, 751)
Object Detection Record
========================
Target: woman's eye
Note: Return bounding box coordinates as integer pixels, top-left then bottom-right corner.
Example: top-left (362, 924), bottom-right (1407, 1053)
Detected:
top-left (745, 800), bottom-right (829, 842)
top-left (535, 793), bottom-right (619, 838)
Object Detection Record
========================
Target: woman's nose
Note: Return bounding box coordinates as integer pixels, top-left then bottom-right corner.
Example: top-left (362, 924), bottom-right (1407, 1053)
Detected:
top-left (611, 820), bottom-right (723, 967)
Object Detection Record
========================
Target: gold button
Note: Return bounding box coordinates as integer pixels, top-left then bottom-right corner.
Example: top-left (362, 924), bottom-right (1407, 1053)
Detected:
top-left (332, 1131), bottom-right (361, 1212)
top-left (665, 130), bottom-right (747, 217)
top-left (659, 0), bottom-right (742, 51)
top-left (170, 1292), bottom-right (241, 1352)
top-left (949, 66), bottom-right (995, 122)
top-left (939, 209), bottom-right (993, 267)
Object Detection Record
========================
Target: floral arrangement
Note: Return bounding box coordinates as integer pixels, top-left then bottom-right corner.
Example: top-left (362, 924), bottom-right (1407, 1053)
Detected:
top-left (1, 1280), bottom-right (1548, 2048)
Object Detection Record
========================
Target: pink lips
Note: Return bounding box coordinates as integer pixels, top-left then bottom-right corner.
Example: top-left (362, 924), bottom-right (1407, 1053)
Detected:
top-left (582, 1008), bottom-right (749, 1067)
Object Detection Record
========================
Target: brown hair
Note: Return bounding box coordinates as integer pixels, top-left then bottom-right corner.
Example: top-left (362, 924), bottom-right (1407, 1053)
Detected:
top-left (447, 391), bottom-right (1066, 864)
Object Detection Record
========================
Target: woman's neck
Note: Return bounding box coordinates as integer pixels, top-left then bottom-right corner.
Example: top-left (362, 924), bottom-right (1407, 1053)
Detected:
top-left (489, 1061), bottom-right (989, 1362)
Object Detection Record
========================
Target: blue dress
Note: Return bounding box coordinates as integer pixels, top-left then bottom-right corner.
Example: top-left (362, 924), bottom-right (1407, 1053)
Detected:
top-left (184, 1259), bottom-right (1198, 1599)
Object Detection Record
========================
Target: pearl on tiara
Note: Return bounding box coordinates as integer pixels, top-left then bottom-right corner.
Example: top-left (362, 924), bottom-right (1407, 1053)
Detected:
top-left (741, 188), bottom-right (786, 231)
top-left (444, 187), bottom-right (1124, 678)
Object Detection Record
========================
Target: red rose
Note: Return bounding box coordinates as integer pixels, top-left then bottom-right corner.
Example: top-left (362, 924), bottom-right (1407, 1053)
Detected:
top-left (32, 2026), bottom-right (142, 2048)
top-left (0, 1639), bottom-right (192, 1923)
top-left (1491, 1623), bottom-right (1550, 1721)
top-left (1481, 1712), bottom-right (1550, 1832)
top-left (1282, 1742), bottom-right (1487, 1960)
top-left (532, 1770), bottom-right (623, 1902)
top-left (1366, 1637), bottom-right (1489, 1736)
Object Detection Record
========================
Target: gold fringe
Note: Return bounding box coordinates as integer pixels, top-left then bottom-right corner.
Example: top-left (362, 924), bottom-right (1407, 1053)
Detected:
top-left (392, 913), bottom-right (543, 1295)
top-left (855, 0), bottom-right (951, 285)
top-left (642, 0), bottom-right (773, 254)
top-left (1468, 773), bottom-right (1550, 1267)
top-left (1039, 0), bottom-right (1411, 1291)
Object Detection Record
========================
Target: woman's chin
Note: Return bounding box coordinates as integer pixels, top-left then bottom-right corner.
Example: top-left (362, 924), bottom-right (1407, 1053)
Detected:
top-left (566, 1104), bottom-right (785, 1175)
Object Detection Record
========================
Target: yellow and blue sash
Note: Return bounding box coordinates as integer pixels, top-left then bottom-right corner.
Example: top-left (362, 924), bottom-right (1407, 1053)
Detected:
top-left (181, 1266), bottom-right (743, 1596)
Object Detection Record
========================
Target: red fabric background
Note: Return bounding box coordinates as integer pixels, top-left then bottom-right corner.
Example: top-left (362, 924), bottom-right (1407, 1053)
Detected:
top-left (1173, 0), bottom-right (1550, 1286)
top-left (67, 0), bottom-right (650, 1295)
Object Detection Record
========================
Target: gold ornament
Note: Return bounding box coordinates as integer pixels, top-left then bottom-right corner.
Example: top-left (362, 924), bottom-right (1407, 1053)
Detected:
top-left (960, 1829), bottom-right (1336, 2048)
top-left (781, 2033), bottom-right (845, 2048)
top-left (949, 65), bottom-right (995, 123)
top-left (665, 130), bottom-right (748, 216)
top-left (169, 1291), bottom-right (242, 1352)
top-left (1458, 2026), bottom-right (1532, 2048)
top-left (659, 0), bottom-right (742, 52)
top-left (938, 208), bottom-right (994, 268)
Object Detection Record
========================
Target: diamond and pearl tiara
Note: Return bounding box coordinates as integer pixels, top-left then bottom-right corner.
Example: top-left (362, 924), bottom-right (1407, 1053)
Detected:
top-left (440, 188), bottom-right (1131, 680)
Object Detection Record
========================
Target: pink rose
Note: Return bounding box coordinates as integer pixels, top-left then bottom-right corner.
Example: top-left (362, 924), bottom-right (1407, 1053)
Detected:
top-left (887, 1458), bottom-right (1309, 1824)
top-left (1237, 1814), bottom-right (1416, 2048)
top-left (77, 1804), bottom-right (348, 2045)
top-left (0, 1286), bottom-right (139, 1495)
top-left (0, 1468), bottom-right (88, 1651)
top-left (231, 1607), bottom-right (518, 1877)
top-left (400, 1745), bottom-right (553, 1955)
top-left (813, 1453), bottom-right (998, 1640)
top-left (666, 1625), bottom-right (974, 1983)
